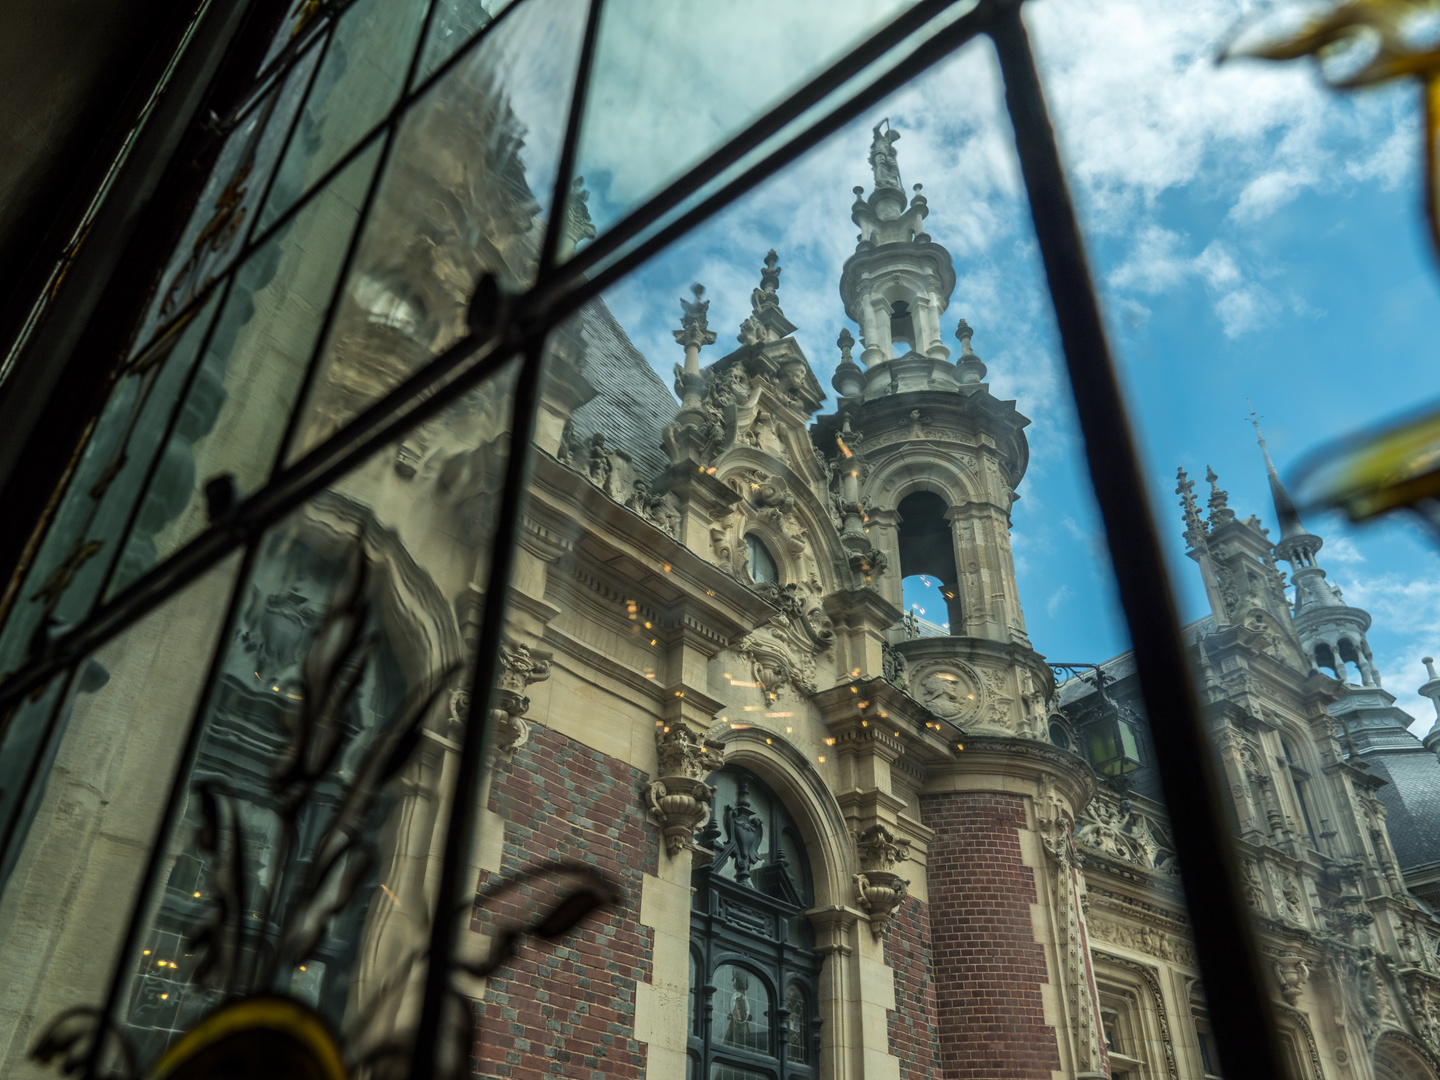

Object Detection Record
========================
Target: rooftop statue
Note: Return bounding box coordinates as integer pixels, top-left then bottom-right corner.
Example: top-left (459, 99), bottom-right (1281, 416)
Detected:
top-left (869, 118), bottom-right (902, 191)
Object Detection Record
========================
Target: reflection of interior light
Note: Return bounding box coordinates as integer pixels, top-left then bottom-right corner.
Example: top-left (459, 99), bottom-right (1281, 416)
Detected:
top-left (824, 738), bottom-right (836, 746)
top-left (818, 755), bottom-right (826, 763)
top-left (766, 712), bottom-right (793, 718)
top-left (161, 993), bottom-right (168, 1000)
top-left (730, 723), bottom-right (751, 730)
top-left (935, 673), bottom-right (956, 681)
top-left (743, 705), bottom-right (761, 712)
top-left (192, 891), bottom-right (201, 898)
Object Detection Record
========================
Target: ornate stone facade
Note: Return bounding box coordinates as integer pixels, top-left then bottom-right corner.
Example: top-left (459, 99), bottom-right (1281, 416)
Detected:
top-left (6, 100), bottom-right (1440, 1080)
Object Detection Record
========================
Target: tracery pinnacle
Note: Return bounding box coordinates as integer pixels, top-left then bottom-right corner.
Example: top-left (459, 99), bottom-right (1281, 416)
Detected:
top-left (673, 283), bottom-right (717, 352)
top-left (1177, 467), bottom-right (1208, 549)
top-left (1205, 466), bottom-right (1235, 526)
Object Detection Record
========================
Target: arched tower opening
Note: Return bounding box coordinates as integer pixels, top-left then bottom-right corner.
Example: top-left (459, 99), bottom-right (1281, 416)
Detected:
top-left (889, 300), bottom-right (915, 356)
top-left (1314, 642), bottom-right (1340, 680)
top-left (1337, 637), bottom-right (1372, 686)
top-left (897, 491), bottom-right (960, 633)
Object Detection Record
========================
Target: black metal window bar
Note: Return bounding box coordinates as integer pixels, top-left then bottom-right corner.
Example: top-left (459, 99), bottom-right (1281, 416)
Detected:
top-left (0, 0), bottom-right (1290, 1077)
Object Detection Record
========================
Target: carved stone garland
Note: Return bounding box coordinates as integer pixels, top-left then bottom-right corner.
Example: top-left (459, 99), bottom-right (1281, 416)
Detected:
top-left (852, 823), bottom-right (911, 939)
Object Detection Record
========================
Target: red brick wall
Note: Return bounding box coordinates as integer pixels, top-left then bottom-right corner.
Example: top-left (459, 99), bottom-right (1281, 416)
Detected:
top-left (918, 791), bottom-right (1060, 1079)
top-left (885, 894), bottom-right (942, 1080)
top-left (471, 724), bottom-right (658, 1080)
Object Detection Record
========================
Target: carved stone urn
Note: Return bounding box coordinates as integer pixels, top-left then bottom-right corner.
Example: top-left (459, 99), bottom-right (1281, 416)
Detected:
top-left (855, 872), bottom-right (910, 939)
top-left (644, 726), bottom-right (725, 857)
top-left (1274, 952), bottom-right (1310, 1005)
top-left (853, 823), bottom-right (912, 938)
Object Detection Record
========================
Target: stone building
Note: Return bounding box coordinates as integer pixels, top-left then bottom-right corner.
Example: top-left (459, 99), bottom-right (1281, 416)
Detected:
top-left (3, 52), bottom-right (1440, 1080)
top-left (1060, 430), bottom-right (1440, 1080)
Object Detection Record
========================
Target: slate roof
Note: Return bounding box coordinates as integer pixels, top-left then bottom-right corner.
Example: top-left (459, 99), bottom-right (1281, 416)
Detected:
top-left (569, 299), bottom-right (676, 481)
top-left (1365, 751), bottom-right (1440, 872)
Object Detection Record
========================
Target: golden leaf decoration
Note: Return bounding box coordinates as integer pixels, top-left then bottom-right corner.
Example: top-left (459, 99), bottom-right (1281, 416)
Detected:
top-left (1223, 0), bottom-right (1440, 257)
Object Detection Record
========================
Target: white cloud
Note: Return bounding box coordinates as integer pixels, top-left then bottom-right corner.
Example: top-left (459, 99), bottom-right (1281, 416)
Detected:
top-left (1048, 585), bottom-right (1075, 619)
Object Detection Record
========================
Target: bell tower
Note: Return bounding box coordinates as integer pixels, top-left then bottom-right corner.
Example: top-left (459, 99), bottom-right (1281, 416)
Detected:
top-left (812, 122), bottom-right (1107, 1080)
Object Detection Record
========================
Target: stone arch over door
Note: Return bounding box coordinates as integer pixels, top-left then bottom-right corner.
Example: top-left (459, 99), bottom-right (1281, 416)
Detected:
top-left (709, 727), bottom-right (881, 1080)
top-left (1375, 1032), bottom-right (1440, 1080)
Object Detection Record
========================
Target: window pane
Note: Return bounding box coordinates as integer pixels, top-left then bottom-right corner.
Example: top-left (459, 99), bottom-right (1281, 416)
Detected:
top-left (1030, 0), bottom-right (1440, 1063)
top-left (712, 964), bottom-right (770, 1054)
top-left (101, 363), bottom-right (516, 1073)
top-left (0, 554), bottom-right (242, 1080)
top-left (565, 0), bottom-right (939, 254)
top-left (106, 139), bottom-right (384, 599)
top-left (256, 0), bottom-right (431, 233)
top-left (413, 0), bottom-right (519, 84)
top-left (0, 289), bottom-right (222, 683)
top-left (130, 41), bottom-right (324, 355)
top-left (284, 0), bottom-right (586, 459)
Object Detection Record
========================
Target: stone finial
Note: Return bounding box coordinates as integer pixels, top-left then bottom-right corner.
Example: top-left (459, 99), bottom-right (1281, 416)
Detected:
top-left (1205, 466), bottom-right (1235, 526)
top-left (955, 318), bottom-right (987, 386)
top-left (674, 283), bottom-right (717, 351)
top-left (868, 118), bottom-right (902, 191)
top-left (832, 328), bottom-right (864, 398)
top-left (1419, 657), bottom-right (1440, 732)
top-left (759, 249), bottom-right (781, 299)
top-left (1177, 467), bottom-right (1208, 549)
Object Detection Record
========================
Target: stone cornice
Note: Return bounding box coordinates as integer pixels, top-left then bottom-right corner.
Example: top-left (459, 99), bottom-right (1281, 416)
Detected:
top-left (921, 734), bottom-right (1097, 811)
top-left (529, 454), bottom-right (776, 649)
top-left (823, 587), bottom-right (905, 630)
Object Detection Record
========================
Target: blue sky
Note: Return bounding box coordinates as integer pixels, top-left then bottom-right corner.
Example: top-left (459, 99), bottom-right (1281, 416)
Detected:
top-left (570, 0), bottom-right (1440, 731)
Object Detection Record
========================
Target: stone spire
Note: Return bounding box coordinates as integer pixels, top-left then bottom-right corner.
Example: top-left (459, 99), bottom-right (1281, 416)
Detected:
top-left (1243, 418), bottom-right (1383, 687)
top-left (1176, 467), bottom-right (1208, 550)
top-left (1250, 405), bottom-right (1315, 554)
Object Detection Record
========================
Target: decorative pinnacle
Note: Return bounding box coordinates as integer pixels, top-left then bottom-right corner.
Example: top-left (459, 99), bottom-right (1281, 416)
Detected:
top-left (956, 319), bottom-right (975, 355)
top-left (1177, 467), bottom-right (1208, 548)
top-left (954, 318), bottom-right (986, 385)
top-left (759, 249), bottom-right (781, 298)
top-left (561, 175), bottom-right (597, 255)
top-left (1205, 466), bottom-right (1235, 526)
top-left (673, 283), bottom-right (717, 351)
top-left (837, 328), bottom-right (855, 361)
